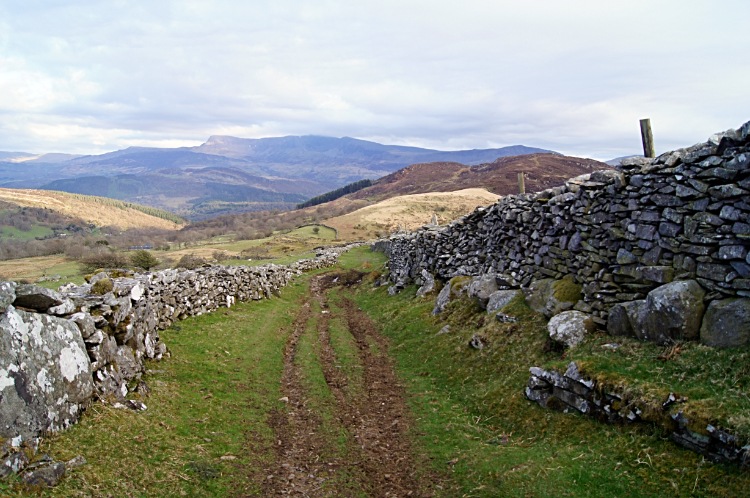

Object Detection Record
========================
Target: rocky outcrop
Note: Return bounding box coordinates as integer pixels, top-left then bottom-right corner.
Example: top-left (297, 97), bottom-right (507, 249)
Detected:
top-left (376, 121), bottom-right (750, 347)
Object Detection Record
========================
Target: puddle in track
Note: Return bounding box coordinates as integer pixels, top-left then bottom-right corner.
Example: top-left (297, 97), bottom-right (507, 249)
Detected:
top-left (261, 274), bottom-right (436, 497)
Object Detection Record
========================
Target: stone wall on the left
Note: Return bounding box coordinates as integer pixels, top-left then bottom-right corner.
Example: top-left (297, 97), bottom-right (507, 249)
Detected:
top-left (0, 244), bottom-right (361, 449)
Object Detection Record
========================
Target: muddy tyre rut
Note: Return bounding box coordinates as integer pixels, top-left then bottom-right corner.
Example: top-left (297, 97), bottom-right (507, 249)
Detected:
top-left (261, 274), bottom-right (431, 498)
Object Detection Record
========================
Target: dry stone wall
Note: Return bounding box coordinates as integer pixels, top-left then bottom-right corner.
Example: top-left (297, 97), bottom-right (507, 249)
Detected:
top-left (378, 122), bottom-right (750, 341)
top-left (526, 362), bottom-right (749, 466)
top-left (0, 244), bottom-right (362, 451)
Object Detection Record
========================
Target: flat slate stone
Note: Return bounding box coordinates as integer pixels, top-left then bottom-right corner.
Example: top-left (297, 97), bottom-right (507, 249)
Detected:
top-left (12, 285), bottom-right (65, 312)
top-left (22, 462), bottom-right (66, 487)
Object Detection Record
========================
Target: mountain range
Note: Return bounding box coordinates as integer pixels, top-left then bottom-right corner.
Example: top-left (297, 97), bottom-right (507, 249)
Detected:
top-left (0, 135), bottom-right (556, 219)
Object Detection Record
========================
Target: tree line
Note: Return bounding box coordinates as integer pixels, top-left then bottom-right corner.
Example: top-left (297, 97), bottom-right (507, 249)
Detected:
top-left (296, 179), bottom-right (372, 209)
top-left (53, 191), bottom-right (187, 224)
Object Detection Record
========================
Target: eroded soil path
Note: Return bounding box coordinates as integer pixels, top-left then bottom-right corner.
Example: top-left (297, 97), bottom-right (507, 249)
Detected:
top-left (261, 273), bottom-right (431, 497)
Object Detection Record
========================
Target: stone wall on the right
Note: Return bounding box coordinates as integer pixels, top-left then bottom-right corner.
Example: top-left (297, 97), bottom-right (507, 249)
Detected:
top-left (379, 121), bottom-right (750, 346)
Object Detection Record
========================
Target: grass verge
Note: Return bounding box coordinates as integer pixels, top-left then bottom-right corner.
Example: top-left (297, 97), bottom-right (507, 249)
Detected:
top-left (4, 277), bottom-right (314, 497)
top-left (348, 254), bottom-right (750, 497)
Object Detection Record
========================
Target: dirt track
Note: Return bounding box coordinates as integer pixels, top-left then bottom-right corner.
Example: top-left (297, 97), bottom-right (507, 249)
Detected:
top-left (260, 273), bottom-right (432, 497)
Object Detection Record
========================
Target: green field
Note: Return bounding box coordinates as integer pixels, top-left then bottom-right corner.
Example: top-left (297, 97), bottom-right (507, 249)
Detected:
top-left (0, 225), bottom-right (54, 239)
top-left (287, 225), bottom-right (337, 240)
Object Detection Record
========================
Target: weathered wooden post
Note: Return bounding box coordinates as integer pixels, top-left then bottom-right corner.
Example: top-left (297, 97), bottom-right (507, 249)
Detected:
top-left (518, 173), bottom-right (525, 194)
top-left (640, 118), bottom-right (655, 158)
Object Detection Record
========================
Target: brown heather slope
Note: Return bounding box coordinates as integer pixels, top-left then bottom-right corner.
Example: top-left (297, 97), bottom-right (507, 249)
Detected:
top-left (0, 188), bottom-right (181, 230)
top-left (348, 153), bottom-right (611, 201)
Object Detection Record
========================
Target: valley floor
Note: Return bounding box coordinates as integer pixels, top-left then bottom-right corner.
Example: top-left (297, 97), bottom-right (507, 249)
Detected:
top-left (4, 247), bottom-right (748, 497)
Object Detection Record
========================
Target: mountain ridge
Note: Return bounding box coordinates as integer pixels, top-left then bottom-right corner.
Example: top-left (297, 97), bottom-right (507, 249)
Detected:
top-left (2, 135), bottom-right (561, 219)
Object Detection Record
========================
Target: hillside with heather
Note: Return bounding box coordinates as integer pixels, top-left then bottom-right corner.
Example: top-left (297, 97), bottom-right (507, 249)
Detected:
top-left (347, 153), bottom-right (611, 201)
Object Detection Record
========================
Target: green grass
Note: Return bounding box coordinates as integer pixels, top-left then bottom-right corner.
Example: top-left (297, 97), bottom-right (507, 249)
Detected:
top-left (222, 252), bottom-right (316, 268)
top-left (9, 277), bottom-right (314, 497)
top-left (0, 225), bottom-right (54, 239)
top-left (33, 261), bottom-right (88, 289)
top-left (338, 245), bottom-right (386, 271)
top-left (327, 310), bottom-right (365, 400)
top-left (293, 302), bottom-right (369, 496)
top-left (287, 225), bottom-right (337, 240)
top-left (558, 335), bottom-right (750, 443)
top-left (349, 269), bottom-right (750, 497)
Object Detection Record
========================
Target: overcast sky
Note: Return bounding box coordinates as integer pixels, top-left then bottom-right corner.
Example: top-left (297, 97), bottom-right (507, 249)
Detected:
top-left (1, 0), bottom-right (748, 160)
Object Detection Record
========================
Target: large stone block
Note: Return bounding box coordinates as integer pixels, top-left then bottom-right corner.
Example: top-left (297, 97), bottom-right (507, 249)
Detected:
top-left (467, 274), bottom-right (499, 309)
top-left (527, 276), bottom-right (582, 318)
top-left (628, 280), bottom-right (706, 343)
top-left (0, 307), bottom-right (93, 440)
top-left (431, 275), bottom-right (471, 315)
top-left (547, 311), bottom-right (595, 348)
top-left (12, 285), bottom-right (65, 312)
top-left (526, 279), bottom-right (555, 312)
top-left (431, 282), bottom-right (452, 316)
top-left (700, 298), bottom-right (750, 348)
top-left (607, 302), bottom-right (637, 337)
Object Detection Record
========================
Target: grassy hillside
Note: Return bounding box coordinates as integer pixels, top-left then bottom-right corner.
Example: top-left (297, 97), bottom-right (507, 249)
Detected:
top-left (0, 188), bottom-right (184, 229)
top-left (325, 188), bottom-right (501, 239)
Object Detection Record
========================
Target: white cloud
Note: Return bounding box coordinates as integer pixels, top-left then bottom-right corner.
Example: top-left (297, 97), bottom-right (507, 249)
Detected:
top-left (0, 0), bottom-right (748, 159)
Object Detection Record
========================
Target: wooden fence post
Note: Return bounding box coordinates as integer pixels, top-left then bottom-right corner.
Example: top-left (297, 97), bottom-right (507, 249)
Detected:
top-left (518, 173), bottom-right (525, 194)
top-left (640, 118), bottom-right (655, 158)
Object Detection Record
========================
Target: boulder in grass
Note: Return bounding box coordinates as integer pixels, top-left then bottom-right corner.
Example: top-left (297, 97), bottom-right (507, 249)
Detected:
top-left (637, 280), bottom-right (705, 343)
top-left (700, 298), bottom-right (750, 348)
top-left (608, 280), bottom-right (706, 344)
top-left (431, 283), bottom-right (451, 316)
top-left (526, 276), bottom-right (582, 318)
top-left (547, 311), bottom-right (595, 348)
top-left (0, 451), bottom-right (29, 478)
top-left (431, 275), bottom-right (472, 316)
top-left (22, 462), bottom-right (66, 487)
top-left (607, 301), bottom-right (640, 337)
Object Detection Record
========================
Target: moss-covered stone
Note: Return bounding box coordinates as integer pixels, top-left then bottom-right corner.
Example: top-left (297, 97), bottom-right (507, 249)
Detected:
top-left (449, 276), bottom-right (472, 298)
top-left (91, 278), bottom-right (114, 295)
top-left (551, 275), bottom-right (583, 305)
